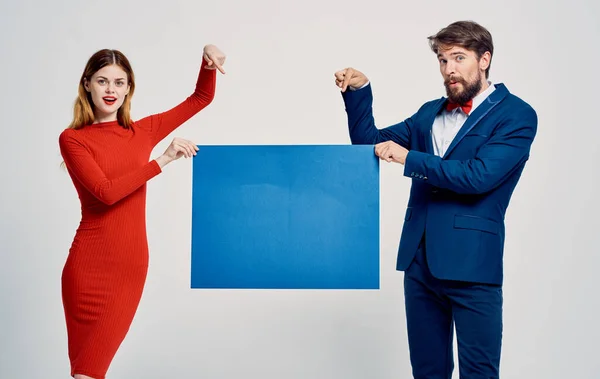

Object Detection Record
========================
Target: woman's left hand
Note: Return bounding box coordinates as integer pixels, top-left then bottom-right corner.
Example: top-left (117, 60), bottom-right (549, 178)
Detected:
top-left (203, 44), bottom-right (226, 74)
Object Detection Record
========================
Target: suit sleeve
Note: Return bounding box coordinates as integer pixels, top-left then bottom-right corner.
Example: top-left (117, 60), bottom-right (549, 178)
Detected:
top-left (341, 83), bottom-right (413, 148)
top-left (138, 57), bottom-right (217, 146)
top-left (404, 106), bottom-right (537, 194)
top-left (59, 130), bottom-right (162, 205)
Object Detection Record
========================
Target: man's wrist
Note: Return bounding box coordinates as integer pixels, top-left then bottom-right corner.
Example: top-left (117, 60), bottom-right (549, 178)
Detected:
top-left (349, 80), bottom-right (370, 91)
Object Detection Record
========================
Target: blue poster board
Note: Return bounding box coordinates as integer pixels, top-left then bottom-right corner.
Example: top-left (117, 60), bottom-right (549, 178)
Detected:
top-left (191, 145), bottom-right (379, 289)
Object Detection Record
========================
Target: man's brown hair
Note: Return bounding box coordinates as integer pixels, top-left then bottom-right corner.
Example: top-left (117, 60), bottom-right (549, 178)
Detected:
top-left (428, 21), bottom-right (494, 78)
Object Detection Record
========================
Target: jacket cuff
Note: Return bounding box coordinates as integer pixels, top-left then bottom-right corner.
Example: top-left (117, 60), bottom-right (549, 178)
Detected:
top-left (404, 150), bottom-right (430, 181)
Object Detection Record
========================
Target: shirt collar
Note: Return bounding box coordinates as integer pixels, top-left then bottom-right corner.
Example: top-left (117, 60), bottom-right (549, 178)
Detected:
top-left (470, 81), bottom-right (496, 114)
top-left (446, 81), bottom-right (496, 115)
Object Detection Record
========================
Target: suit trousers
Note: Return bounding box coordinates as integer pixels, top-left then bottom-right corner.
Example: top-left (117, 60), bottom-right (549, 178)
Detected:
top-left (403, 238), bottom-right (503, 378)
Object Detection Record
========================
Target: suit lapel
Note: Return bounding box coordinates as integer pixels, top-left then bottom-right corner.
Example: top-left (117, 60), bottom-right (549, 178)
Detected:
top-left (424, 99), bottom-right (446, 155)
top-left (442, 83), bottom-right (509, 159)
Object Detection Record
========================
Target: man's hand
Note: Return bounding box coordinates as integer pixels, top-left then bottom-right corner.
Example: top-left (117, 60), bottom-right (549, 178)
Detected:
top-left (334, 67), bottom-right (368, 92)
top-left (375, 141), bottom-right (409, 164)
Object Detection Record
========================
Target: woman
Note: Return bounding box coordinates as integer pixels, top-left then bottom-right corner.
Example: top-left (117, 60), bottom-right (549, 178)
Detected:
top-left (58, 44), bottom-right (226, 379)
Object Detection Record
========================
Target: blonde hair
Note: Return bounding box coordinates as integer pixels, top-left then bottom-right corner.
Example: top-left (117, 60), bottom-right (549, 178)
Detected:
top-left (68, 49), bottom-right (136, 130)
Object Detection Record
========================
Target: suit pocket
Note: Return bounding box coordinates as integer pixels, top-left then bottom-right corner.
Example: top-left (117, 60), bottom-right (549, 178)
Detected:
top-left (454, 215), bottom-right (499, 235)
top-left (463, 133), bottom-right (488, 138)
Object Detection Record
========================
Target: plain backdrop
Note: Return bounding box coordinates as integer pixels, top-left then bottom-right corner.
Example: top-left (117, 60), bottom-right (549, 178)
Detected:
top-left (1, 0), bottom-right (599, 378)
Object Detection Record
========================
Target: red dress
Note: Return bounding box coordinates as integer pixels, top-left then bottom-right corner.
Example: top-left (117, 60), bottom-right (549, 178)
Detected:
top-left (59, 62), bottom-right (215, 379)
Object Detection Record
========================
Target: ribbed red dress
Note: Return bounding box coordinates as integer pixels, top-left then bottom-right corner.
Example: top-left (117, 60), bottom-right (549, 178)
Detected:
top-left (58, 61), bottom-right (215, 379)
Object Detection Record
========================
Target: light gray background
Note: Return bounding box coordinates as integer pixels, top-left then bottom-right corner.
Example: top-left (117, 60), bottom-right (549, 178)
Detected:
top-left (1, 0), bottom-right (599, 378)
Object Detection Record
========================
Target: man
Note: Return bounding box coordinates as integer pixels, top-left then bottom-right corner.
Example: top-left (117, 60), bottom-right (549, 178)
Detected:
top-left (334, 21), bottom-right (537, 378)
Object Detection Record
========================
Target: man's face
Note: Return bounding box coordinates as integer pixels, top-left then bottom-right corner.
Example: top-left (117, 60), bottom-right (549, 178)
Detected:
top-left (438, 45), bottom-right (488, 104)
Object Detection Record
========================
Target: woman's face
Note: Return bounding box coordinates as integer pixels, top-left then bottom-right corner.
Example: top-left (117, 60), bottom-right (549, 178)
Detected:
top-left (84, 64), bottom-right (130, 123)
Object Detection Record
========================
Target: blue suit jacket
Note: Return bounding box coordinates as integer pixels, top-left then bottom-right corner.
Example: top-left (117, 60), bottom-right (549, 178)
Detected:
top-left (342, 83), bottom-right (537, 285)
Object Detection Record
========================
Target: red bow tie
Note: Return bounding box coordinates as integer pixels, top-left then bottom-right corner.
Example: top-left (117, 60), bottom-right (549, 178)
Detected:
top-left (446, 99), bottom-right (472, 114)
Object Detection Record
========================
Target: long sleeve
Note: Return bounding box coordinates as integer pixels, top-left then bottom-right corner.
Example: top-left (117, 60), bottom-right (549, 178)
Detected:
top-left (403, 107), bottom-right (537, 194)
top-left (341, 83), bottom-right (412, 148)
top-left (59, 130), bottom-right (162, 205)
top-left (139, 58), bottom-right (217, 146)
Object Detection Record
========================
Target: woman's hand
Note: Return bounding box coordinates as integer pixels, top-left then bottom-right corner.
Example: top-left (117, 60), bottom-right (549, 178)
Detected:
top-left (155, 137), bottom-right (199, 168)
top-left (203, 44), bottom-right (226, 74)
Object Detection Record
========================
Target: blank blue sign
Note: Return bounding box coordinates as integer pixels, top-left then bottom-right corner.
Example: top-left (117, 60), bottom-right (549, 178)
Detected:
top-left (191, 145), bottom-right (379, 289)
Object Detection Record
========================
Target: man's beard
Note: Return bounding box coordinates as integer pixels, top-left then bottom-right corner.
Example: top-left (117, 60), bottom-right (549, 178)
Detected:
top-left (444, 75), bottom-right (482, 104)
